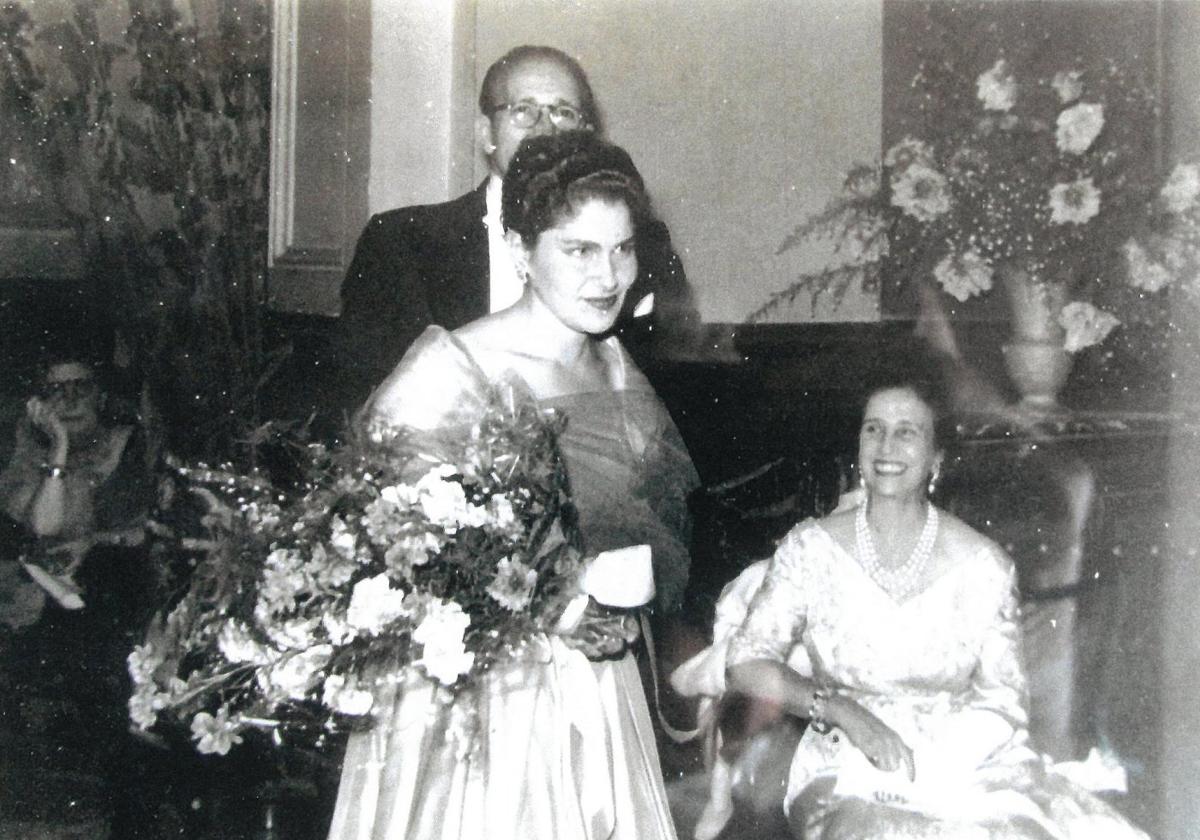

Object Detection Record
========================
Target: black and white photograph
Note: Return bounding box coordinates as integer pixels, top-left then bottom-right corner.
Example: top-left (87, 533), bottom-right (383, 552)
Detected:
top-left (2, 1), bottom-right (1198, 838)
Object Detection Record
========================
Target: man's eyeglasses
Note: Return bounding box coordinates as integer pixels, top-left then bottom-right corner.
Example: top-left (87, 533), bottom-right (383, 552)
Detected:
top-left (43, 377), bottom-right (99, 401)
top-left (492, 101), bottom-right (587, 130)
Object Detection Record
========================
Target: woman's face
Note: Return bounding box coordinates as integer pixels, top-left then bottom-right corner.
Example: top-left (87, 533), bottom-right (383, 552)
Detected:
top-left (43, 362), bottom-right (102, 440)
top-left (858, 387), bottom-right (941, 501)
top-left (519, 197), bottom-right (638, 335)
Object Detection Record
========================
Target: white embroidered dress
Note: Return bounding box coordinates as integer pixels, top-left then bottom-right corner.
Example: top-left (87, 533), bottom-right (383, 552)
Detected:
top-left (726, 521), bottom-right (1150, 840)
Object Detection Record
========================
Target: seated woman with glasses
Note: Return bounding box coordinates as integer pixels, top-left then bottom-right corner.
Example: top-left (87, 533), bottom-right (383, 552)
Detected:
top-left (1, 349), bottom-right (152, 574)
top-left (0, 345), bottom-right (158, 835)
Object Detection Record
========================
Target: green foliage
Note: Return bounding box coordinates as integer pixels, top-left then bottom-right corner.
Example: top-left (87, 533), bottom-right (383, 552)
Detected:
top-left (0, 0), bottom-right (280, 460)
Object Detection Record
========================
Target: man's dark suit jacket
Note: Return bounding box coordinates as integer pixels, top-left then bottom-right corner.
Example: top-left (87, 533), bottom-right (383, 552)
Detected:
top-left (330, 181), bottom-right (696, 414)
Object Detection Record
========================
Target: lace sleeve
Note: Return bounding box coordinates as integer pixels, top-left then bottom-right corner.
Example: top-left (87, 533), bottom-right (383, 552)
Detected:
top-left (726, 525), bottom-right (811, 667)
top-left (966, 547), bottom-right (1030, 730)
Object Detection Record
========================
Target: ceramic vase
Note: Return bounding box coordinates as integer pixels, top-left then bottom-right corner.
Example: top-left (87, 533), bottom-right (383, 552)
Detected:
top-left (999, 264), bottom-right (1073, 411)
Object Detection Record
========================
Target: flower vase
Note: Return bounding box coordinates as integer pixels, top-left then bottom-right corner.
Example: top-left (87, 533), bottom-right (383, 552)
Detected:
top-left (999, 265), bottom-right (1073, 411)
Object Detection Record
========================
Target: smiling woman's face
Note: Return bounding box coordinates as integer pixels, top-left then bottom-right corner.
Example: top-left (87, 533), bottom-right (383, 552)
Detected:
top-left (43, 361), bottom-right (102, 440)
top-left (520, 197), bottom-right (638, 336)
top-left (858, 386), bottom-right (941, 502)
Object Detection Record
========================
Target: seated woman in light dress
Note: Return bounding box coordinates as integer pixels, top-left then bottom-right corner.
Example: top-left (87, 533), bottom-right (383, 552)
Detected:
top-left (719, 373), bottom-right (1149, 840)
top-left (326, 130), bottom-right (697, 840)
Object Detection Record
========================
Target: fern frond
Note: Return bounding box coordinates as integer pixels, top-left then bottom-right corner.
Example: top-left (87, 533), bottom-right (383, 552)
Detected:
top-left (747, 260), bottom-right (883, 322)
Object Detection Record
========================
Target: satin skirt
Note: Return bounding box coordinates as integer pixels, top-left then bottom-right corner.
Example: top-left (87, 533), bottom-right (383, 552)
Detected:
top-left (326, 642), bottom-right (677, 840)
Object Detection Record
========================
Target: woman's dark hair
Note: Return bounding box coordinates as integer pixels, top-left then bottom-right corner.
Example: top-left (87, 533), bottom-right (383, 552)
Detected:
top-left (860, 367), bottom-right (956, 452)
top-left (501, 130), bottom-right (652, 246)
top-left (36, 338), bottom-right (111, 394)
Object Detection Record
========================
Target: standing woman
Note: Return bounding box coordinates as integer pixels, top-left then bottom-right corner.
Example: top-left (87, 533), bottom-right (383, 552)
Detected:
top-left (726, 375), bottom-right (1150, 839)
top-left (327, 131), bottom-right (697, 840)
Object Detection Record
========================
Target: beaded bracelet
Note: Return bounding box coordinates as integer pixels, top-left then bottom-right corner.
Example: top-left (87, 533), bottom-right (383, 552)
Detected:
top-left (808, 688), bottom-right (833, 734)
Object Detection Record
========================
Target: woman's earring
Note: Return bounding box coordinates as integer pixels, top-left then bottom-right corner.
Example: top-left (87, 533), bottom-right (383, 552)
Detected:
top-left (927, 465), bottom-right (941, 496)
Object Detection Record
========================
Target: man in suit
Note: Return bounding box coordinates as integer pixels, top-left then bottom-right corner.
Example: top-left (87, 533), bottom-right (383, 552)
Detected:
top-left (330, 45), bottom-right (697, 416)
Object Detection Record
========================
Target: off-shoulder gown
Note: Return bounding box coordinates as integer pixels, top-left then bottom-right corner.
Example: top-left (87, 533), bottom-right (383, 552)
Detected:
top-left (326, 327), bottom-right (697, 840)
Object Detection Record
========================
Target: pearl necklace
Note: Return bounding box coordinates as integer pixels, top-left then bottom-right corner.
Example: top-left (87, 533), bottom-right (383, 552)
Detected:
top-left (855, 500), bottom-right (939, 601)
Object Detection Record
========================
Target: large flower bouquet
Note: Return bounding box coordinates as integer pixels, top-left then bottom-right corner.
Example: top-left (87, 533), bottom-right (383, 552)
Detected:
top-left (128, 391), bottom-right (626, 756)
top-left (756, 48), bottom-right (1199, 355)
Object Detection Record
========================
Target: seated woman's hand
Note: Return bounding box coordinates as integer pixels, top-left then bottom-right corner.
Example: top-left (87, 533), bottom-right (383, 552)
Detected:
top-left (829, 695), bottom-right (916, 781)
top-left (45, 535), bottom-right (97, 575)
top-left (26, 397), bottom-right (69, 456)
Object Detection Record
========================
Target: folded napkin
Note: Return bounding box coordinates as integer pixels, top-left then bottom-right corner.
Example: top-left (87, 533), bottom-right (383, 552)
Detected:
top-left (580, 544), bottom-right (654, 608)
top-left (555, 545), bottom-right (654, 635)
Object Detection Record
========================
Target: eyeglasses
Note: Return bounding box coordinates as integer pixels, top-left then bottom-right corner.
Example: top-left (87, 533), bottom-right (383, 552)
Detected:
top-left (43, 377), bottom-right (99, 401)
top-left (492, 101), bottom-right (587, 130)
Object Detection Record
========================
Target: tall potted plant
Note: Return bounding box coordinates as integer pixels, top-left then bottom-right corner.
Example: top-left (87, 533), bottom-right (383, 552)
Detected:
top-left (0, 0), bottom-right (284, 459)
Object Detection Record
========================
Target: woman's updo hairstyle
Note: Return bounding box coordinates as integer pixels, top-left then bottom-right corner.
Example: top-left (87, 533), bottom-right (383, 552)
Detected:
top-left (502, 130), bottom-right (652, 247)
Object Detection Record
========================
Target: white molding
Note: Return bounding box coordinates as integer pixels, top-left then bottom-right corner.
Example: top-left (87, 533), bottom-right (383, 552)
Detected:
top-left (267, 0), bottom-right (300, 268)
top-left (267, 0), bottom-right (369, 315)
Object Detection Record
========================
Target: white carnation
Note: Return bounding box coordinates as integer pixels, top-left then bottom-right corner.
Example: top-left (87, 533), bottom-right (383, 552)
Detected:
top-left (1161, 163), bottom-right (1200, 214)
top-left (346, 573), bottom-right (408, 635)
top-left (414, 465), bottom-right (474, 530)
top-left (890, 163), bottom-right (952, 222)
top-left (322, 673), bottom-right (375, 716)
top-left (413, 599), bottom-right (475, 686)
top-left (321, 611), bottom-right (357, 645)
top-left (1048, 178), bottom-right (1101, 225)
top-left (1055, 103), bottom-right (1104, 155)
top-left (1058, 301), bottom-right (1120, 352)
top-left (217, 621), bottom-right (274, 664)
top-left (976, 59), bottom-right (1016, 112)
top-left (328, 515), bottom-right (359, 560)
top-left (933, 250), bottom-right (994, 302)
top-left (1123, 240), bottom-right (1172, 293)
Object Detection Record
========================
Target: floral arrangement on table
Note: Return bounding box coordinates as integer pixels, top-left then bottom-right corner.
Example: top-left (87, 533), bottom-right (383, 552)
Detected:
top-left (754, 50), bottom-right (1199, 359)
top-left (127, 391), bottom-right (630, 756)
